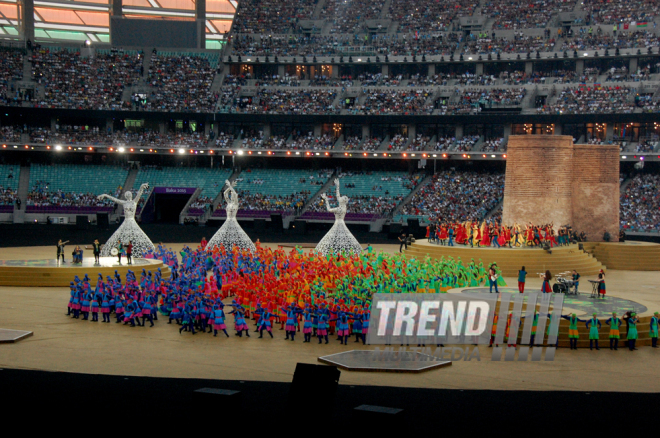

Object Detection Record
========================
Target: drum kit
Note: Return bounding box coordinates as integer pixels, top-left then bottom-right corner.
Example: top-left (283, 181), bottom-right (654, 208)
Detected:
top-left (538, 271), bottom-right (577, 295)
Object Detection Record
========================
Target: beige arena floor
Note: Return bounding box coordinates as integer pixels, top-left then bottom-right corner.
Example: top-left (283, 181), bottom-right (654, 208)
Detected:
top-left (1, 243), bottom-right (660, 392)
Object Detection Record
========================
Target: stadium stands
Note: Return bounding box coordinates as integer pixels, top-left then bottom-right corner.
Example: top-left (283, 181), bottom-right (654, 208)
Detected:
top-left (394, 170), bottom-right (504, 224)
top-left (0, 164), bottom-right (19, 211)
top-left (146, 52), bottom-right (219, 112)
top-left (31, 48), bottom-right (141, 110)
top-left (0, 48), bottom-right (24, 106)
top-left (213, 168), bottom-right (332, 217)
top-left (303, 171), bottom-right (422, 221)
top-left (26, 164), bottom-right (129, 213)
top-left (620, 173), bottom-right (660, 232)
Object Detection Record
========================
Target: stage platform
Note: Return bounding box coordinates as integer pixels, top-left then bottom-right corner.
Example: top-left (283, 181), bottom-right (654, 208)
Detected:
top-left (583, 241), bottom-right (660, 271)
top-left (405, 241), bottom-right (605, 276)
top-left (0, 257), bottom-right (171, 287)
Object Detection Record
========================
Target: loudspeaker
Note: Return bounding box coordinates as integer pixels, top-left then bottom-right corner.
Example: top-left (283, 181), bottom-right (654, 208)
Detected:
top-left (288, 363), bottom-right (340, 412)
top-left (270, 213), bottom-right (283, 232)
top-left (254, 219), bottom-right (267, 232)
top-left (293, 220), bottom-right (307, 234)
top-left (96, 213), bottom-right (109, 229)
top-left (76, 215), bottom-right (89, 230)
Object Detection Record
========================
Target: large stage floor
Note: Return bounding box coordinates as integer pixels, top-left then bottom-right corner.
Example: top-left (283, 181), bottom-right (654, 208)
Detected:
top-left (1, 243), bottom-right (660, 393)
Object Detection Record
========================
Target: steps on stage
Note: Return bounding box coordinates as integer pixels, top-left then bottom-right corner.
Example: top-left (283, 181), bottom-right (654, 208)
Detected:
top-left (582, 241), bottom-right (660, 271)
top-left (0, 257), bottom-right (172, 287)
top-left (404, 242), bottom-right (605, 276)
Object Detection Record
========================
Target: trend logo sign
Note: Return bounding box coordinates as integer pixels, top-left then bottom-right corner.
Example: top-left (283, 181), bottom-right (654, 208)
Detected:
top-left (367, 292), bottom-right (565, 361)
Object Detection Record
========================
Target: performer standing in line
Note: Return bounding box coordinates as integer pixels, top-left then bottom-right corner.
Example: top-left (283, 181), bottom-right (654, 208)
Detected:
top-left (586, 313), bottom-right (601, 350)
top-left (57, 239), bottom-right (69, 263)
top-left (93, 239), bottom-right (101, 264)
top-left (126, 241), bottom-right (133, 265)
top-left (650, 312), bottom-right (659, 348)
top-left (605, 312), bottom-right (622, 350)
top-left (627, 312), bottom-right (639, 351)
top-left (562, 313), bottom-right (586, 349)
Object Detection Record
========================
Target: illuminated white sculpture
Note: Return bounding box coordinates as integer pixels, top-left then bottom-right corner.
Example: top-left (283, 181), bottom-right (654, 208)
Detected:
top-left (98, 183), bottom-right (155, 258)
top-left (207, 180), bottom-right (256, 253)
top-left (315, 178), bottom-right (362, 256)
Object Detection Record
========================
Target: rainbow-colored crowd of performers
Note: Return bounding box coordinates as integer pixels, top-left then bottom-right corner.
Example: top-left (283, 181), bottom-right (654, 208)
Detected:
top-left (426, 222), bottom-right (580, 248)
top-left (66, 243), bottom-right (506, 344)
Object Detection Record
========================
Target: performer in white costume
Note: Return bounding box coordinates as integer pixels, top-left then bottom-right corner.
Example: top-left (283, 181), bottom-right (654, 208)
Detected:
top-left (315, 178), bottom-right (362, 256)
top-left (98, 183), bottom-right (156, 258)
top-left (207, 180), bottom-right (256, 252)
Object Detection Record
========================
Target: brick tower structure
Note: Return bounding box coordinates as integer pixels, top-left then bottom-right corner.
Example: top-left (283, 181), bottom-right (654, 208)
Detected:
top-left (502, 135), bottom-right (619, 242)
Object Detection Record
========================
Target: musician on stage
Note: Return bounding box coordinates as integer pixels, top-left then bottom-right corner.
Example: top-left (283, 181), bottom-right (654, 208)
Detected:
top-left (57, 239), bottom-right (69, 263)
top-left (572, 270), bottom-right (580, 294)
top-left (597, 269), bottom-right (606, 299)
top-left (92, 239), bottom-right (101, 264)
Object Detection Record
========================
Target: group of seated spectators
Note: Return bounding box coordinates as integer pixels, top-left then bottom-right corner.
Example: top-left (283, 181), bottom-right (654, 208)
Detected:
top-left (539, 85), bottom-right (638, 114)
top-left (635, 140), bottom-right (657, 152)
top-left (482, 138), bottom-right (506, 152)
top-left (387, 134), bottom-right (408, 151)
top-left (350, 89), bottom-right (433, 115)
top-left (189, 196), bottom-right (214, 212)
top-left (559, 30), bottom-right (660, 52)
top-left (0, 186), bottom-right (17, 206)
top-left (49, 125), bottom-right (111, 145)
top-left (343, 136), bottom-right (362, 150)
top-left (307, 190), bottom-right (403, 215)
top-left (26, 188), bottom-right (115, 208)
top-left (290, 133), bottom-right (336, 150)
top-left (31, 48), bottom-right (141, 110)
top-left (323, 0), bottom-right (385, 34)
top-left (235, 190), bottom-right (309, 213)
top-left (372, 33), bottom-right (461, 57)
top-left (231, 0), bottom-right (315, 34)
top-left (581, 0), bottom-right (658, 25)
top-left (388, 0), bottom-right (477, 32)
top-left (309, 76), bottom-right (354, 87)
top-left (135, 130), bottom-right (208, 148)
top-left (257, 74), bottom-right (302, 87)
top-left (407, 135), bottom-right (431, 151)
top-left (361, 138), bottom-right (383, 151)
top-left (620, 173), bottom-right (660, 232)
top-left (434, 137), bottom-right (455, 151)
top-left (248, 89), bottom-right (338, 114)
top-left (400, 170), bottom-right (504, 222)
top-left (0, 49), bottom-right (24, 106)
top-left (457, 87), bottom-right (527, 107)
top-left (1, 126), bottom-right (22, 142)
top-left (215, 133), bottom-right (235, 149)
top-left (360, 73), bottom-right (404, 87)
top-left (147, 53), bottom-right (218, 112)
top-left (455, 135), bottom-right (481, 151)
top-left (481, 0), bottom-right (576, 30)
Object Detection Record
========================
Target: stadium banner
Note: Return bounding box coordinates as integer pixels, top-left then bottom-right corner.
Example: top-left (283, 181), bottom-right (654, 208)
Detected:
top-left (153, 187), bottom-right (197, 195)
